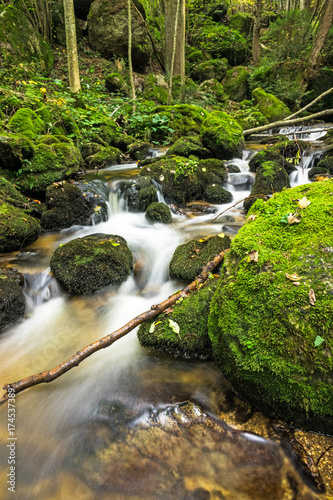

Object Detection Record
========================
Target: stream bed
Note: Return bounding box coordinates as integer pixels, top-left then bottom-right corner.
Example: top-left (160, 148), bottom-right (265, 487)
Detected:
top-left (0, 126), bottom-right (332, 500)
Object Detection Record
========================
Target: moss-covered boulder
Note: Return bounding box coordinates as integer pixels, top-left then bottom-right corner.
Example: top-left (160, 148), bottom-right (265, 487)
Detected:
top-left (105, 73), bottom-right (128, 95)
top-left (85, 146), bottom-right (122, 169)
top-left (127, 176), bottom-right (158, 212)
top-left (248, 149), bottom-right (285, 172)
top-left (169, 234), bottom-right (231, 282)
top-left (252, 88), bottom-right (291, 122)
top-left (41, 180), bottom-right (109, 231)
top-left (8, 108), bottom-right (45, 139)
top-left (308, 165), bottom-right (330, 179)
top-left (233, 100), bottom-right (268, 130)
top-left (197, 79), bottom-right (226, 103)
top-left (166, 135), bottom-right (211, 159)
top-left (142, 74), bottom-right (168, 104)
top-left (0, 176), bottom-right (29, 206)
top-left (191, 59), bottom-right (228, 83)
top-left (0, 5), bottom-right (53, 73)
top-left (50, 233), bottom-right (133, 294)
top-left (140, 156), bottom-right (228, 206)
top-left (10, 143), bottom-right (83, 196)
top-left (229, 12), bottom-right (253, 36)
top-left (0, 203), bottom-right (41, 252)
top-left (87, 0), bottom-right (150, 69)
top-left (200, 111), bottom-right (245, 160)
top-left (204, 183), bottom-right (233, 204)
top-left (138, 278), bottom-right (220, 359)
top-left (127, 141), bottom-right (151, 161)
top-left (150, 105), bottom-right (208, 142)
top-left (200, 24), bottom-right (248, 66)
top-left (0, 268), bottom-right (25, 332)
top-left (315, 157), bottom-right (333, 176)
top-left (145, 202), bottom-right (172, 224)
top-left (223, 66), bottom-right (250, 102)
top-left (243, 160), bottom-right (290, 212)
top-left (0, 134), bottom-right (34, 171)
top-left (209, 180), bottom-right (333, 433)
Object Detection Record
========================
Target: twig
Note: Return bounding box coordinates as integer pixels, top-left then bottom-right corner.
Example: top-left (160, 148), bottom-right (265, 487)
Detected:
top-left (210, 194), bottom-right (268, 223)
top-left (0, 250), bottom-right (228, 404)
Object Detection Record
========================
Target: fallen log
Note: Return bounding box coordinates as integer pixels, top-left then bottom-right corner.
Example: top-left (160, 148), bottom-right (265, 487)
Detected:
top-left (243, 108), bottom-right (333, 137)
top-left (0, 250), bottom-right (228, 404)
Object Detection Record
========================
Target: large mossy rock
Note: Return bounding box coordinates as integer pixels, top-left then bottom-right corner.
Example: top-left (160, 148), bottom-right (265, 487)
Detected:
top-left (200, 111), bottom-right (245, 160)
top-left (41, 180), bottom-right (109, 231)
top-left (140, 156), bottom-right (228, 206)
top-left (145, 202), bottom-right (172, 224)
top-left (0, 203), bottom-right (41, 252)
top-left (169, 235), bottom-right (231, 282)
top-left (50, 234), bottom-right (133, 294)
top-left (191, 58), bottom-right (228, 83)
top-left (0, 135), bottom-right (34, 170)
top-left (223, 66), bottom-right (250, 102)
top-left (166, 135), bottom-right (211, 159)
top-left (150, 105), bottom-right (208, 142)
top-left (252, 87), bottom-right (291, 122)
top-left (243, 160), bottom-right (290, 212)
top-left (208, 181), bottom-right (333, 433)
top-left (0, 268), bottom-right (25, 332)
top-left (0, 6), bottom-right (53, 73)
top-left (138, 278), bottom-right (220, 359)
top-left (87, 0), bottom-right (150, 69)
top-left (8, 108), bottom-right (45, 139)
top-left (85, 146), bottom-right (122, 169)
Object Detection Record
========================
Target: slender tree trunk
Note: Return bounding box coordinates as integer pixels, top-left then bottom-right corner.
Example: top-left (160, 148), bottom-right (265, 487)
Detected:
top-left (167, 0), bottom-right (181, 104)
top-left (252, 0), bottom-right (262, 66)
top-left (300, 0), bottom-right (311, 9)
top-left (165, 0), bottom-right (185, 76)
top-left (179, 0), bottom-right (186, 103)
top-left (304, 0), bottom-right (333, 82)
top-left (128, 0), bottom-right (136, 101)
top-left (63, 0), bottom-right (81, 93)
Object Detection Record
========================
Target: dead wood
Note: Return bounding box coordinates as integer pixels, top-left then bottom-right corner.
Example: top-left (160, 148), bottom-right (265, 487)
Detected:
top-left (1, 250), bottom-right (228, 404)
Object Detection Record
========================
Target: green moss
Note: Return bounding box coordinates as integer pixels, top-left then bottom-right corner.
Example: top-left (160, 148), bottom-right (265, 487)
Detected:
top-left (200, 111), bottom-right (245, 160)
top-left (248, 149), bottom-right (285, 172)
top-left (252, 87), bottom-right (291, 122)
top-left (166, 135), bottom-right (211, 159)
top-left (204, 183), bottom-right (232, 204)
top-left (208, 180), bottom-right (333, 432)
top-left (143, 74), bottom-right (168, 104)
top-left (169, 235), bottom-right (231, 282)
top-left (198, 79), bottom-right (226, 103)
top-left (138, 278), bottom-right (220, 359)
top-left (315, 157), bottom-right (333, 176)
top-left (151, 104), bottom-right (208, 141)
top-left (145, 202), bottom-right (172, 224)
top-left (105, 73), bottom-right (128, 95)
top-left (223, 66), bottom-right (250, 102)
top-left (191, 59), bottom-right (228, 83)
top-left (50, 234), bottom-right (133, 294)
top-left (140, 156), bottom-right (227, 206)
top-left (0, 176), bottom-right (28, 206)
top-left (8, 108), bottom-right (45, 139)
top-left (0, 203), bottom-right (41, 252)
top-left (85, 146), bottom-right (122, 168)
top-left (0, 134), bottom-right (34, 170)
top-left (229, 12), bottom-right (253, 36)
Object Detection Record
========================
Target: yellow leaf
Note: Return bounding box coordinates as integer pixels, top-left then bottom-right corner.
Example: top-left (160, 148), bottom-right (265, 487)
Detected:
top-left (217, 233), bottom-right (225, 238)
top-left (248, 250), bottom-right (258, 262)
top-left (297, 196), bottom-right (310, 209)
top-left (285, 273), bottom-right (302, 281)
top-left (287, 213), bottom-right (300, 225)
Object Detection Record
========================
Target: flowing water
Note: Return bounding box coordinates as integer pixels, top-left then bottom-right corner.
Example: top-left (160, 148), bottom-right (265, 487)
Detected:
top-left (0, 130), bottom-right (330, 500)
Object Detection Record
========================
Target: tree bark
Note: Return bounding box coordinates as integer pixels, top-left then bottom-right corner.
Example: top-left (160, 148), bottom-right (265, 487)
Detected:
top-left (128, 0), bottom-right (136, 101)
top-left (303, 0), bottom-right (333, 82)
top-left (283, 86), bottom-right (333, 120)
top-left (1, 250), bottom-right (228, 404)
top-left (300, 0), bottom-right (311, 9)
top-left (167, 0), bottom-right (181, 104)
top-left (252, 0), bottom-right (262, 65)
top-left (243, 108), bottom-right (333, 137)
top-left (165, 0), bottom-right (185, 77)
top-left (63, 0), bottom-right (81, 93)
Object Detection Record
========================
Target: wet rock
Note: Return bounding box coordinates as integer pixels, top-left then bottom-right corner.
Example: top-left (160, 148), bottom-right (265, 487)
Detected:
top-left (166, 135), bottom-right (212, 159)
top-left (200, 111), bottom-right (245, 160)
top-left (169, 234), bottom-right (231, 282)
top-left (50, 233), bottom-right (133, 294)
top-left (69, 400), bottom-right (321, 500)
top-left (145, 202), bottom-right (172, 224)
top-left (0, 268), bottom-right (25, 332)
top-left (0, 203), bottom-right (41, 252)
top-left (204, 183), bottom-right (232, 204)
top-left (41, 180), bottom-right (109, 231)
top-left (127, 176), bottom-right (158, 212)
top-left (209, 180), bottom-right (333, 433)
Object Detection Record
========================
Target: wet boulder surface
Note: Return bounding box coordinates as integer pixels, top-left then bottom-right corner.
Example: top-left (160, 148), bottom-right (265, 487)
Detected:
top-left (209, 180), bottom-right (333, 433)
top-left (69, 400), bottom-right (321, 500)
top-left (50, 233), bottom-right (133, 294)
top-left (0, 267), bottom-right (25, 332)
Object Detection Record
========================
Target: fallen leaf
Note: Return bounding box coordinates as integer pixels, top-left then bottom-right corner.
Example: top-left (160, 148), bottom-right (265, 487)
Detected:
top-left (217, 233), bottom-right (225, 238)
top-left (309, 289), bottom-right (316, 305)
top-left (246, 215), bottom-right (257, 222)
top-left (297, 196), bottom-right (311, 209)
top-left (292, 282), bottom-right (301, 286)
top-left (287, 213), bottom-right (301, 225)
top-left (168, 319), bottom-right (180, 336)
top-left (285, 272), bottom-right (302, 281)
top-left (248, 250), bottom-right (259, 262)
top-left (314, 335), bottom-right (325, 347)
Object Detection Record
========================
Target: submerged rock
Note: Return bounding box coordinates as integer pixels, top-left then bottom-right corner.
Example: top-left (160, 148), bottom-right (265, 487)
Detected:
top-left (50, 233), bottom-right (133, 294)
top-left (169, 234), bottom-right (231, 282)
top-left (0, 268), bottom-right (25, 332)
top-left (69, 400), bottom-right (321, 499)
top-left (209, 180), bottom-right (333, 433)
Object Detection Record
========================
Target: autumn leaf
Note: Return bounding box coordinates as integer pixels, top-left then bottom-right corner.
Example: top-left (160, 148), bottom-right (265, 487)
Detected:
top-left (285, 272), bottom-right (302, 281)
top-left (246, 215), bottom-right (257, 222)
top-left (287, 213), bottom-right (301, 225)
top-left (248, 250), bottom-right (259, 262)
top-left (297, 196), bottom-right (311, 209)
top-left (169, 319), bottom-right (180, 337)
top-left (309, 289), bottom-right (316, 305)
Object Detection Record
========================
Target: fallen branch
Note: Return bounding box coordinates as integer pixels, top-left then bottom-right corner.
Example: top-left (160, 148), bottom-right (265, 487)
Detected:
top-left (243, 109), bottom-right (333, 137)
top-left (1, 250), bottom-right (228, 404)
top-left (283, 87), bottom-right (333, 121)
top-left (210, 194), bottom-right (268, 223)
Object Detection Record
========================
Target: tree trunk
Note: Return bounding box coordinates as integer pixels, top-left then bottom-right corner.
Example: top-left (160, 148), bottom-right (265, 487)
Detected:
top-left (63, 0), bottom-right (81, 93)
top-left (128, 0), bottom-right (136, 101)
top-left (304, 0), bottom-right (333, 82)
top-left (300, 0), bottom-right (311, 9)
top-left (252, 0), bottom-right (262, 66)
top-left (165, 0), bottom-right (185, 77)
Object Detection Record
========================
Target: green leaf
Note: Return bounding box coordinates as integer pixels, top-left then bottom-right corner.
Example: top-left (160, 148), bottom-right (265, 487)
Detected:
top-left (168, 319), bottom-right (180, 336)
top-left (314, 335), bottom-right (325, 347)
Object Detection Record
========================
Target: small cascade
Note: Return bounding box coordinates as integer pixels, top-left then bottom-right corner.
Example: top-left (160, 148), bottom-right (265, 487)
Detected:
top-left (225, 157), bottom-right (250, 172)
top-left (23, 270), bottom-right (61, 309)
top-left (151, 179), bottom-right (166, 203)
top-left (109, 180), bottom-right (131, 214)
top-left (290, 150), bottom-right (323, 187)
